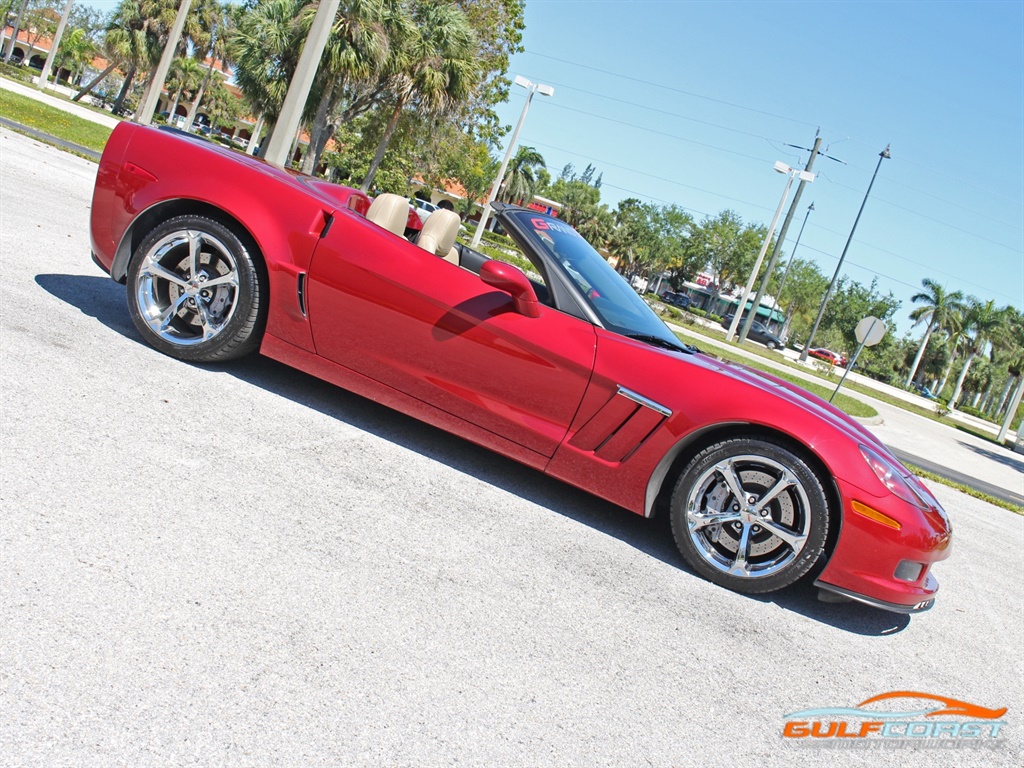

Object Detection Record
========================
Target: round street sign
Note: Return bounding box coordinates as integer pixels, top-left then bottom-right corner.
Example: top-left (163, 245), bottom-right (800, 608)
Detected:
top-left (855, 316), bottom-right (886, 347)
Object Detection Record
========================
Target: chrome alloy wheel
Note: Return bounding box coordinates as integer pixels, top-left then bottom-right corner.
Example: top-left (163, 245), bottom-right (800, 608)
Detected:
top-left (684, 454), bottom-right (812, 579)
top-left (135, 229), bottom-right (240, 346)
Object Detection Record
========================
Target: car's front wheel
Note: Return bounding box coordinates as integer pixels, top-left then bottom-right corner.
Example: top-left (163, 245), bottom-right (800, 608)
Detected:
top-left (669, 437), bottom-right (830, 594)
top-left (126, 215), bottom-right (265, 362)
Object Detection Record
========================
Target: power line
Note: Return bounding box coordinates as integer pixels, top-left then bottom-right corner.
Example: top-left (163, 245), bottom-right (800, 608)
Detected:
top-left (524, 49), bottom-right (1019, 214)
top-left (523, 50), bottom-right (820, 128)
top-left (533, 100), bottom-right (775, 165)
top-left (515, 75), bottom-right (788, 144)
top-left (530, 141), bottom-right (1023, 307)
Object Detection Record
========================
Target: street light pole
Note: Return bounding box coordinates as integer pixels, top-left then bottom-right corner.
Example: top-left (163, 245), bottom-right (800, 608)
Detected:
top-left (739, 136), bottom-right (821, 344)
top-left (774, 202), bottom-right (814, 320)
top-left (470, 76), bottom-right (553, 249)
top-left (799, 145), bottom-right (890, 362)
top-left (728, 162), bottom-right (812, 343)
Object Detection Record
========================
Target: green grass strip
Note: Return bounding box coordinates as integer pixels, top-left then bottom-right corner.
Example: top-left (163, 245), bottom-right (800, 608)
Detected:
top-left (676, 332), bottom-right (878, 419)
top-left (0, 87), bottom-right (112, 153)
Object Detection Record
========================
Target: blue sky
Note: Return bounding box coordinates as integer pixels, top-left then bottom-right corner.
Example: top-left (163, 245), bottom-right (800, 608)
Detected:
top-left (491, 0), bottom-right (1023, 336)
top-left (78, 0), bottom-right (1022, 336)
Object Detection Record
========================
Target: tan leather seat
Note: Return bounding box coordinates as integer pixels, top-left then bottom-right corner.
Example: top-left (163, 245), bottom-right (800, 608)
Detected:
top-left (366, 193), bottom-right (410, 236)
top-left (416, 209), bottom-right (462, 264)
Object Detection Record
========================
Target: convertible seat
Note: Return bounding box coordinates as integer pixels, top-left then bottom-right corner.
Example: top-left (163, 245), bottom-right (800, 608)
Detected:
top-left (416, 208), bottom-right (462, 264)
top-left (366, 193), bottom-right (410, 236)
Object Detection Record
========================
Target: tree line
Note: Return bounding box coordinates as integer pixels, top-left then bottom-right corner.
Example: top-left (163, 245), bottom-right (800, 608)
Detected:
top-left (5, 0), bottom-right (1019, 425)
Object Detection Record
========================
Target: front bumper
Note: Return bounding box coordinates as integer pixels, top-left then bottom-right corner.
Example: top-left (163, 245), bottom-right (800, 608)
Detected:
top-left (815, 477), bottom-right (952, 614)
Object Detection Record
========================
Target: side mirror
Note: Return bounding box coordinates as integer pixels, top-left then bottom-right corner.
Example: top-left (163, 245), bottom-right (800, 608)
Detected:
top-left (480, 260), bottom-right (541, 318)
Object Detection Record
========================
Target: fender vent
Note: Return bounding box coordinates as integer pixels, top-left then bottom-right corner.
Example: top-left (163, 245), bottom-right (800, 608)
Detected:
top-left (297, 272), bottom-right (308, 317)
top-left (568, 387), bottom-right (670, 463)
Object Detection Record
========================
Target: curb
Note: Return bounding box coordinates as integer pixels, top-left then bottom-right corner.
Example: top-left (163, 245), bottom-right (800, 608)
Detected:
top-left (0, 115), bottom-right (101, 161)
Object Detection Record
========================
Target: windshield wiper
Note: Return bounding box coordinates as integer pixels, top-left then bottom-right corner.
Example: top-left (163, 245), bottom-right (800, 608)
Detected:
top-left (624, 333), bottom-right (698, 354)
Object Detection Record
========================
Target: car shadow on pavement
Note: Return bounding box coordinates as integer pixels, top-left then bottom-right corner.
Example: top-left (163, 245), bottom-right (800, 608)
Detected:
top-left (39, 272), bottom-right (912, 636)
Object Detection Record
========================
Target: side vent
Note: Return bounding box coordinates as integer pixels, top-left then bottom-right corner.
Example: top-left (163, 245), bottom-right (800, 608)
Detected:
top-left (568, 387), bottom-right (671, 463)
top-left (296, 272), bottom-right (307, 317)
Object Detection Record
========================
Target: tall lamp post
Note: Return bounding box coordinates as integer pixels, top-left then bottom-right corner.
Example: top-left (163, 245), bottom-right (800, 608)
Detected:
top-left (773, 202), bottom-right (814, 326)
top-left (470, 75), bottom-right (553, 249)
top-left (727, 161), bottom-right (814, 343)
top-left (799, 145), bottom-right (890, 362)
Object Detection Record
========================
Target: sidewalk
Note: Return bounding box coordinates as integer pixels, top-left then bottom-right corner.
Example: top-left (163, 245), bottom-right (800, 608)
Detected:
top-left (0, 75), bottom-right (121, 129)
top-left (668, 319), bottom-right (1023, 505)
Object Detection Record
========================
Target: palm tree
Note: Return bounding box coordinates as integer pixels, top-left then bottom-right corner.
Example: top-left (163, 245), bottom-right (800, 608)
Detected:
top-left (499, 146), bottom-right (545, 204)
top-left (904, 278), bottom-right (964, 387)
top-left (949, 298), bottom-right (1005, 410)
top-left (183, 0), bottom-right (233, 132)
top-left (575, 203), bottom-right (615, 250)
top-left (72, 0), bottom-right (151, 104)
top-left (164, 56), bottom-right (204, 123)
top-left (360, 1), bottom-right (478, 191)
top-left (54, 27), bottom-right (97, 84)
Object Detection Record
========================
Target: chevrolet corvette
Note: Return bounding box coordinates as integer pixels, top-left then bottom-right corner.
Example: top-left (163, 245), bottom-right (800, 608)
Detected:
top-left (89, 123), bottom-right (951, 613)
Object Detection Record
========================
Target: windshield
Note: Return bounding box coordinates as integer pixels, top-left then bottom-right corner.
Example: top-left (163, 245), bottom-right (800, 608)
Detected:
top-left (502, 210), bottom-right (682, 347)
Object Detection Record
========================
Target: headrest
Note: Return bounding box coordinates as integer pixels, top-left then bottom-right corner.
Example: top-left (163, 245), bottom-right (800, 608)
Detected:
top-left (367, 193), bottom-right (410, 236)
top-left (417, 209), bottom-right (462, 260)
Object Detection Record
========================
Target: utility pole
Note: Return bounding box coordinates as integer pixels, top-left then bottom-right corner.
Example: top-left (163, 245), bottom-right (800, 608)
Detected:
top-left (774, 202), bottom-right (814, 318)
top-left (800, 145), bottom-right (891, 362)
top-left (739, 136), bottom-right (821, 344)
top-left (37, 0), bottom-right (75, 92)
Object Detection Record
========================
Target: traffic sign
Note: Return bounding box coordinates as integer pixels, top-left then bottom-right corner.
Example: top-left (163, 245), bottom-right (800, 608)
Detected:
top-left (855, 316), bottom-right (886, 347)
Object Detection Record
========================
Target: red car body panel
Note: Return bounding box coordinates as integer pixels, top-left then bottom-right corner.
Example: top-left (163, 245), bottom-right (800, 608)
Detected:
top-left (89, 124), bottom-right (952, 613)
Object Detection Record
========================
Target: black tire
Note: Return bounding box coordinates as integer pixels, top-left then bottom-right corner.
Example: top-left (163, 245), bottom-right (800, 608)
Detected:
top-left (669, 437), bottom-right (829, 594)
top-left (126, 215), bottom-right (265, 362)
top-left (766, 341), bottom-right (777, 350)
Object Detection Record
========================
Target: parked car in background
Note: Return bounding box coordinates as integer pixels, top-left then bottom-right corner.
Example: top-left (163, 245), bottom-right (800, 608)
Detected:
top-left (720, 314), bottom-right (785, 350)
top-left (660, 290), bottom-right (692, 309)
top-left (808, 348), bottom-right (848, 367)
top-left (412, 198), bottom-right (439, 224)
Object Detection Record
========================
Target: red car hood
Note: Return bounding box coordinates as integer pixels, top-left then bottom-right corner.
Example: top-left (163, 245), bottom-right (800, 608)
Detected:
top-left (693, 351), bottom-right (890, 455)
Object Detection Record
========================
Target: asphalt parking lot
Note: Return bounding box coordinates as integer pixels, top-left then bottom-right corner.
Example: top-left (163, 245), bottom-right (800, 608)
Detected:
top-left (1, 128), bottom-right (1022, 767)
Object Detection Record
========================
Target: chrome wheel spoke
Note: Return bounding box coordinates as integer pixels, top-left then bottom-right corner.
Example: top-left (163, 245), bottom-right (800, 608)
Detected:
top-left (688, 509), bottom-right (741, 531)
top-left (144, 261), bottom-right (188, 287)
top-left (194, 298), bottom-right (214, 339)
top-left (157, 293), bottom-right (189, 330)
top-left (715, 459), bottom-right (747, 504)
top-left (753, 473), bottom-right (796, 513)
top-left (757, 519), bottom-right (806, 552)
top-left (201, 271), bottom-right (237, 289)
top-left (728, 523), bottom-right (752, 576)
top-left (187, 231), bottom-right (203, 279)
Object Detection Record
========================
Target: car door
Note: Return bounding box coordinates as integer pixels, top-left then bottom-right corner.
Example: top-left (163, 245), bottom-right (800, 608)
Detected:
top-left (305, 212), bottom-right (597, 458)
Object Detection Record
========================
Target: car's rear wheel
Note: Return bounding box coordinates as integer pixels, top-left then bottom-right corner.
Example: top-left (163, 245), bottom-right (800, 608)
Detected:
top-left (126, 215), bottom-right (264, 362)
top-left (669, 437), bottom-right (829, 594)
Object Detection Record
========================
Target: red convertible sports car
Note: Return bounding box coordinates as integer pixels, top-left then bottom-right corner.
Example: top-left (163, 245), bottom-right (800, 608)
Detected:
top-left (89, 123), bottom-right (952, 613)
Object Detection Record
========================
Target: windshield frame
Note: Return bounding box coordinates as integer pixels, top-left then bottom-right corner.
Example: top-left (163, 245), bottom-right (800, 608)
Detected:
top-left (495, 205), bottom-right (684, 349)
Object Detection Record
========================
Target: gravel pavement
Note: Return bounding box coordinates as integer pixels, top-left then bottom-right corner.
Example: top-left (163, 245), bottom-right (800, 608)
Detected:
top-left (2, 128), bottom-right (1022, 767)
